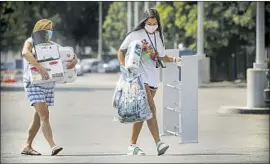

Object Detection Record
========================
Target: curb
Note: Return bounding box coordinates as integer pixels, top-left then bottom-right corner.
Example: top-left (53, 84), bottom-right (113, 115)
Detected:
top-left (199, 83), bottom-right (246, 88)
top-left (218, 106), bottom-right (270, 115)
top-left (199, 85), bottom-right (246, 88)
top-left (1, 84), bottom-right (115, 92)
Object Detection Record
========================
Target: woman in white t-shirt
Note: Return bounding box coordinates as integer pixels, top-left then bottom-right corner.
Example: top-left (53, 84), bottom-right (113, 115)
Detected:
top-left (118, 8), bottom-right (181, 156)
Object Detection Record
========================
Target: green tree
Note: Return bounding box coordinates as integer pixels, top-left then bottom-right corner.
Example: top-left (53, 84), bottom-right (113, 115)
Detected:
top-left (1, 1), bottom-right (112, 53)
top-left (1, 2), bottom-right (33, 52)
top-left (102, 2), bottom-right (127, 51)
top-left (38, 2), bottom-right (111, 52)
top-left (156, 2), bottom-right (270, 80)
top-left (0, 1), bottom-right (60, 52)
top-left (156, 2), bottom-right (259, 56)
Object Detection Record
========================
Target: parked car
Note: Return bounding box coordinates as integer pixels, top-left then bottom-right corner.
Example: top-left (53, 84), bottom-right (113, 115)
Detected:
top-left (1, 63), bottom-right (15, 71)
top-left (102, 58), bottom-right (120, 73)
top-left (90, 60), bottom-right (102, 73)
top-left (97, 61), bottom-right (106, 73)
top-left (0, 63), bottom-right (21, 82)
top-left (81, 58), bottom-right (100, 73)
top-left (179, 49), bottom-right (196, 56)
top-left (75, 59), bottom-right (84, 76)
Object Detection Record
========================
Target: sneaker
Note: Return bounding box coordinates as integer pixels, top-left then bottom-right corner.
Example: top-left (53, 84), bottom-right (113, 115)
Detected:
top-left (127, 145), bottom-right (146, 156)
top-left (156, 141), bottom-right (169, 156)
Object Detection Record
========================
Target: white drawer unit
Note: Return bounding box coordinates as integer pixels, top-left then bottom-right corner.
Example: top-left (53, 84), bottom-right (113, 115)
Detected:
top-left (160, 49), bottom-right (198, 144)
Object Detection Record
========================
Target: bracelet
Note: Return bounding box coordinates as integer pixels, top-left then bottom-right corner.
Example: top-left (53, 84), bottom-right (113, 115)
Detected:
top-left (173, 57), bottom-right (176, 63)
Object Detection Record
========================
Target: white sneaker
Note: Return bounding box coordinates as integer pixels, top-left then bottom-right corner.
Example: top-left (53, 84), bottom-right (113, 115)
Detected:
top-left (127, 145), bottom-right (146, 156)
top-left (156, 141), bottom-right (169, 156)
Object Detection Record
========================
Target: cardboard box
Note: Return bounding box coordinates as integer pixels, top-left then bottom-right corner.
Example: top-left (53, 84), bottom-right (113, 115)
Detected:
top-left (29, 59), bottom-right (64, 84)
top-left (34, 44), bottom-right (60, 61)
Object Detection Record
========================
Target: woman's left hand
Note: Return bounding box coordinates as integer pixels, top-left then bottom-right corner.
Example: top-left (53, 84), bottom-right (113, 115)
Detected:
top-left (67, 58), bottom-right (77, 69)
top-left (175, 57), bottom-right (181, 63)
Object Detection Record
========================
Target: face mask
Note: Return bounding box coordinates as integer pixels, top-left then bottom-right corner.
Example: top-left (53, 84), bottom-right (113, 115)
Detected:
top-left (145, 24), bottom-right (158, 34)
top-left (46, 30), bottom-right (53, 40)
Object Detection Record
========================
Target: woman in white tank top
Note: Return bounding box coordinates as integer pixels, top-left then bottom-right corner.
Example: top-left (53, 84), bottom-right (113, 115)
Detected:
top-left (21, 19), bottom-right (77, 156)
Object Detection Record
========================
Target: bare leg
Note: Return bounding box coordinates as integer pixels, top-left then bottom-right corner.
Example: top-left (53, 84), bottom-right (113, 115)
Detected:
top-left (145, 87), bottom-right (161, 144)
top-left (130, 86), bottom-right (160, 144)
top-left (24, 112), bottom-right (40, 148)
top-left (130, 122), bottom-right (144, 144)
top-left (33, 103), bottom-right (56, 148)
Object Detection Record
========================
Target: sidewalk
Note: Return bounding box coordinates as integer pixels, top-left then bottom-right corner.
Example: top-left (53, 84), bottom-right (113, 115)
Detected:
top-left (199, 81), bottom-right (246, 88)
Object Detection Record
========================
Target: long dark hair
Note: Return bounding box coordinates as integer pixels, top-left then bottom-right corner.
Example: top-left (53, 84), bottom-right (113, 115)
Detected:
top-left (127, 8), bottom-right (164, 44)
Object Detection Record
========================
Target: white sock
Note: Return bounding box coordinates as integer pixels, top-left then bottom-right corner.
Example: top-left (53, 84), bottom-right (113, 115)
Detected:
top-left (130, 144), bottom-right (136, 147)
top-left (156, 141), bottom-right (163, 146)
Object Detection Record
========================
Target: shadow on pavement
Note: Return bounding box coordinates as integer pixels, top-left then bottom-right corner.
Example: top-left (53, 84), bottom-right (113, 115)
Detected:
top-left (40, 152), bottom-right (249, 157)
top-left (165, 152), bottom-right (250, 156)
top-left (1, 87), bottom-right (114, 92)
top-left (56, 153), bottom-right (126, 157)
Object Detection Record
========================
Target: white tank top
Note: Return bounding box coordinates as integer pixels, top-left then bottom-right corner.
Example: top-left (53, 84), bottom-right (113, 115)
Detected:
top-left (23, 37), bottom-right (55, 88)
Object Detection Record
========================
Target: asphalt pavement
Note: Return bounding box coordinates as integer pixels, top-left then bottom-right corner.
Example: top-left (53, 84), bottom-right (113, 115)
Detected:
top-left (1, 73), bottom-right (269, 163)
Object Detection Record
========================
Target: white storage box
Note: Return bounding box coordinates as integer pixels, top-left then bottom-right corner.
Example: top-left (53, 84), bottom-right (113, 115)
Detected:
top-left (125, 40), bottom-right (143, 70)
top-left (29, 59), bottom-right (64, 84)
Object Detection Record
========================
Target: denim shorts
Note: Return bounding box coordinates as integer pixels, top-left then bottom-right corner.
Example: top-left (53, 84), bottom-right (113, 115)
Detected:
top-left (24, 84), bottom-right (55, 106)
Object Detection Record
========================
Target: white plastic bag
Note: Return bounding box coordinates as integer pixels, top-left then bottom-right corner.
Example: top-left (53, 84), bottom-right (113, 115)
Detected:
top-left (112, 40), bottom-right (152, 123)
top-left (56, 46), bottom-right (77, 84)
top-left (59, 46), bottom-right (75, 61)
top-left (112, 73), bottom-right (152, 124)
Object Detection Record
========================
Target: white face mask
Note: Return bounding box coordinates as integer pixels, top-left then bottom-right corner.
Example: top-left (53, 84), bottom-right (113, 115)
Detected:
top-left (145, 24), bottom-right (158, 34)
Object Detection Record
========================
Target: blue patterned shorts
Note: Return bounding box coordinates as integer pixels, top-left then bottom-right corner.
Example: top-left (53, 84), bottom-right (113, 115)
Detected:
top-left (24, 84), bottom-right (55, 106)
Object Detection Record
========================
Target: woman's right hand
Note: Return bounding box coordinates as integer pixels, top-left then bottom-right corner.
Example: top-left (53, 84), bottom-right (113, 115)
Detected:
top-left (120, 65), bottom-right (127, 75)
top-left (37, 66), bottom-right (50, 80)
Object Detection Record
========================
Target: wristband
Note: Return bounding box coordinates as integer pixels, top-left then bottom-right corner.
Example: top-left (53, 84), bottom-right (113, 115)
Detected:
top-left (173, 57), bottom-right (176, 63)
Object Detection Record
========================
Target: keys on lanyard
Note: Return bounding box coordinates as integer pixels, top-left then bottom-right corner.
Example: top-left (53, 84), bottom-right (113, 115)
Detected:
top-left (144, 30), bottom-right (166, 68)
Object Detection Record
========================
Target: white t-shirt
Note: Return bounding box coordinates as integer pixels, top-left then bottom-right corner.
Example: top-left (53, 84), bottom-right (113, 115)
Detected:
top-left (119, 29), bottom-right (165, 88)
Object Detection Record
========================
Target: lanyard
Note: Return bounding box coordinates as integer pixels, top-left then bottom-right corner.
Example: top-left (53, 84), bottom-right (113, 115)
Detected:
top-left (144, 29), bottom-right (166, 68)
top-left (145, 29), bottom-right (157, 54)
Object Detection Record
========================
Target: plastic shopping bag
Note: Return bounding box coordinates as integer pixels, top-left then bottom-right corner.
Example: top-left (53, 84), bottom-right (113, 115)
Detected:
top-left (112, 73), bottom-right (152, 124)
